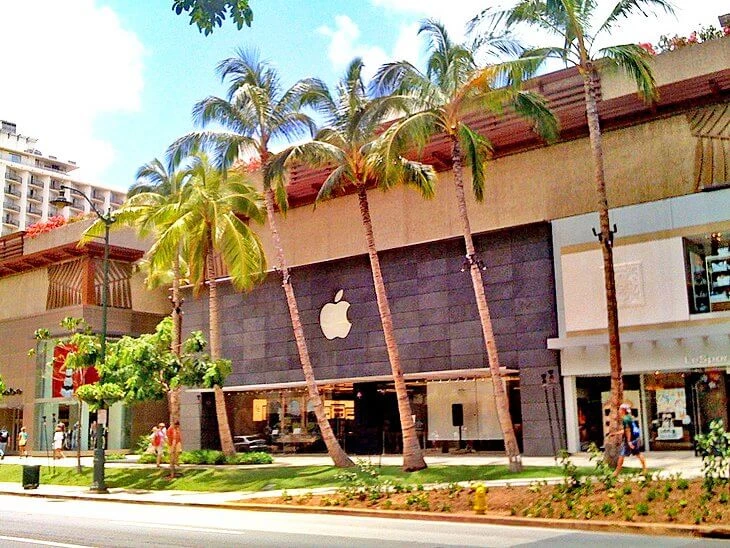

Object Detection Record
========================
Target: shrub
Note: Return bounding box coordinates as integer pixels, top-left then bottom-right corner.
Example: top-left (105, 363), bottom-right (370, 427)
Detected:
top-left (105, 452), bottom-right (127, 462)
top-left (666, 506), bottom-right (679, 521)
top-left (676, 478), bottom-right (689, 490)
top-left (635, 502), bottom-right (649, 516)
top-left (601, 502), bottom-right (615, 516)
top-left (180, 449), bottom-right (226, 465)
top-left (646, 488), bottom-right (658, 502)
top-left (227, 451), bottom-right (273, 465)
top-left (695, 419), bottom-right (730, 494)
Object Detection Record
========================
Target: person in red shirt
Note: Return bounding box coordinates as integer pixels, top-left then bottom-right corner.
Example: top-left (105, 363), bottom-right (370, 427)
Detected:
top-left (166, 420), bottom-right (182, 477)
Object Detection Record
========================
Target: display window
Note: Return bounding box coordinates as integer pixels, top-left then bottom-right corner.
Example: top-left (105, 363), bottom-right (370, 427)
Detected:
top-left (684, 233), bottom-right (730, 314)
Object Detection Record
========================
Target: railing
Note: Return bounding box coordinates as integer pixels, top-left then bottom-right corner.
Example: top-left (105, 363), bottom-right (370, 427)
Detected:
top-left (29, 176), bottom-right (45, 188)
top-left (0, 231), bottom-right (24, 260)
top-left (4, 170), bottom-right (22, 183)
top-left (2, 218), bottom-right (19, 227)
top-left (26, 206), bottom-right (42, 215)
top-left (4, 187), bottom-right (20, 197)
top-left (50, 179), bottom-right (62, 190)
top-left (2, 202), bottom-right (20, 212)
top-left (35, 162), bottom-right (66, 173)
top-left (26, 191), bottom-right (42, 202)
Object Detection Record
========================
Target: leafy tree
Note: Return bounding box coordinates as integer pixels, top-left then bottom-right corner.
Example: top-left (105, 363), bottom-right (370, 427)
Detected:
top-left (0, 375), bottom-right (5, 400)
top-left (172, 0), bottom-right (253, 35)
top-left (471, 0), bottom-right (673, 465)
top-left (268, 58), bottom-right (434, 472)
top-left (36, 317), bottom-right (231, 475)
top-left (372, 19), bottom-right (558, 472)
top-left (171, 49), bottom-right (353, 467)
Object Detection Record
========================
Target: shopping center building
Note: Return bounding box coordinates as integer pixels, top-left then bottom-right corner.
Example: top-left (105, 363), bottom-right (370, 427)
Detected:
top-left (179, 37), bottom-right (730, 456)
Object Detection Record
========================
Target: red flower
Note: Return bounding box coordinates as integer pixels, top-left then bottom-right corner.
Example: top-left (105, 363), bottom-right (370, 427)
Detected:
top-left (688, 31), bottom-right (698, 43)
top-left (724, 26), bottom-right (730, 37)
top-left (26, 215), bottom-right (67, 239)
top-left (638, 42), bottom-right (657, 55)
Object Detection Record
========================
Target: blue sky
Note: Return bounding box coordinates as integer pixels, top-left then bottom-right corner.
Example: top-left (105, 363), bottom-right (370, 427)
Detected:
top-left (0, 1), bottom-right (724, 191)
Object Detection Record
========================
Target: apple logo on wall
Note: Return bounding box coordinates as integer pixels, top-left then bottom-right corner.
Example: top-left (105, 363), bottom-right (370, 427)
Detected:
top-left (320, 289), bottom-right (352, 340)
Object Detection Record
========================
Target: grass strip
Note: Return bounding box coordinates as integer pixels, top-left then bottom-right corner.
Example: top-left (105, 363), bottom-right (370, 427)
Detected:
top-left (0, 464), bottom-right (590, 492)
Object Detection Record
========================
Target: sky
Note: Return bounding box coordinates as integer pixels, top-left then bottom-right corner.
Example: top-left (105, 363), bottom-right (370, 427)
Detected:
top-left (0, 0), bottom-right (726, 191)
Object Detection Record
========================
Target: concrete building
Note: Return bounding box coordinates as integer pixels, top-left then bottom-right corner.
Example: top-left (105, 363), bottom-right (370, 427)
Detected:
top-left (0, 121), bottom-right (125, 236)
top-left (179, 37), bottom-right (730, 456)
top-left (0, 220), bottom-right (169, 454)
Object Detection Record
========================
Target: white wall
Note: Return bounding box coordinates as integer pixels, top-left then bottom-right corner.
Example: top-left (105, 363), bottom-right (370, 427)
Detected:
top-left (562, 237), bottom-right (689, 332)
top-left (427, 379), bottom-right (502, 441)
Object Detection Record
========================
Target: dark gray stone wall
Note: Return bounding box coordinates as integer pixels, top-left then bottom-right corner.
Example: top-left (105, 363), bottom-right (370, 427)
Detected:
top-left (182, 222), bottom-right (562, 455)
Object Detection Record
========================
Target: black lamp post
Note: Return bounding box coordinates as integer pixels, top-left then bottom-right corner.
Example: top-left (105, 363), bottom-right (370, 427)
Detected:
top-left (50, 185), bottom-right (114, 493)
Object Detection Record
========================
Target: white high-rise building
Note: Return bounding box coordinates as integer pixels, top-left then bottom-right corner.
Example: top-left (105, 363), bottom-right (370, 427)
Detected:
top-left (0, 120), bottom-right (125, 236)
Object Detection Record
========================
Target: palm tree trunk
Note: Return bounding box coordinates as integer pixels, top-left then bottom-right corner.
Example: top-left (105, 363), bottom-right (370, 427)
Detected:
top-left (451, 138), bottom-right (522, 472)
top-left (168, 386), bottom-right (180, 476)
top-left (264, 189), bottom-right (353, 467)
top-left (207, 251), bottom-right (235, 456)
top-left (168, 249), bottom-right (184, 474)
top-left (356, 186), bottom-right (426, 472)
top-left (583, 68), bottom-right (623, 467)
top-left (171, 251), bottom-right (183, 357)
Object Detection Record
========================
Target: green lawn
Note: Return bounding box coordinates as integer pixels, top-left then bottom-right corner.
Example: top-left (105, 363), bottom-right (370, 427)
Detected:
top-left (0, 464), bottom-right (589, 492)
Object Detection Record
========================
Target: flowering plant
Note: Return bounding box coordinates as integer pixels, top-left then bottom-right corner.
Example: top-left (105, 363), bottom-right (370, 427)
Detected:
top-left (651, 25), bottom-right (730, 54)
top-left (25, 215), bottom-right (67, 239)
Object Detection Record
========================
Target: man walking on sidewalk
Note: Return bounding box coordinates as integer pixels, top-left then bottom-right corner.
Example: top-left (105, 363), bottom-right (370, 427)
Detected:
top-left (166, 421), bottom-right (182, 478)
top-left (0, 427), bottom-right (8, 459)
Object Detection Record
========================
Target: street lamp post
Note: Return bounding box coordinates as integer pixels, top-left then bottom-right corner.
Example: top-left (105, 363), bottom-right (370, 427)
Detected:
top-left (50, 185), bottom-right (114, 493)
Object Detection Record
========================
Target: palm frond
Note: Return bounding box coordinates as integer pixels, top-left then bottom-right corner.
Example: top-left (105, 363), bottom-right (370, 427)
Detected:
top-left (458, 123), bottom-right (491, 202)
top-left (597, 0), bottom-right (674, 36)
top-left (512, 90), bottom-right (560, 142)
top-left (598, 43), bottom-right (658, 101)
top-left (315, 165), bottom-right (349, 202)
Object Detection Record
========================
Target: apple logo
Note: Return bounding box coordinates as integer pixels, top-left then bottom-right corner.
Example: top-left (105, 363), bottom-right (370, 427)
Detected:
top-left (320, 289), bottom-right (352, 340)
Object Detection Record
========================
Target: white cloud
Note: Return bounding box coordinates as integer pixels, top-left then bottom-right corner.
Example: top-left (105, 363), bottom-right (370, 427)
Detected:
top-left (0, 0), bottom-right (144, 188)
top-left (318, 15), bottom-right (395, 81)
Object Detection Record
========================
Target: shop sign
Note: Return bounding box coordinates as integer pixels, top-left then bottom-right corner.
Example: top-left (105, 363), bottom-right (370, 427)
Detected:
top-left (683, 354), bottom-right (729, 367)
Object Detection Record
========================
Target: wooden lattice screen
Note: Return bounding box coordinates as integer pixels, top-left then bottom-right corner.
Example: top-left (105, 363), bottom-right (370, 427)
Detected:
top-left (47, 260), bottom-right (83, 309)
top-left (688, 104), bottom-right (730, 190)
top-left (47, 259), bottom-right (133, 310)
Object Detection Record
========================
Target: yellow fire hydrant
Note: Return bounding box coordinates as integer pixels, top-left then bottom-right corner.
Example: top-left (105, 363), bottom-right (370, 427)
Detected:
top-left (473, 484), bottom-right (487, 515)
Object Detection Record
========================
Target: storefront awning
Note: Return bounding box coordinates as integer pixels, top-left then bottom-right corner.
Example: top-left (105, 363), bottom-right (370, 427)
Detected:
top-left (191, 367), bottom-right (518, 393)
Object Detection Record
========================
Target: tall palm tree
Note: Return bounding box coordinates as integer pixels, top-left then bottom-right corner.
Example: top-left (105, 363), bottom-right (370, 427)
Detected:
top-left (472, 0), bottom-right (673, 464)
top-left (268, 58), bottom-right (435, 471)
top-left (171, 48), bottom-right (354, 467)
top-left (372, 19), bottom-right (558, 472)
top-left (149, 153), bottom-right (267, 455)
top-left (84, 159), bottom-right (190, 435)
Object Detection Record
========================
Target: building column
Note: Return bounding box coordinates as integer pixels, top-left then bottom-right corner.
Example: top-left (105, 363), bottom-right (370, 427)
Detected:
top-left (180, 389), bottom-right (202, 451)
top-left (563, 375), bottom-right (580, 453)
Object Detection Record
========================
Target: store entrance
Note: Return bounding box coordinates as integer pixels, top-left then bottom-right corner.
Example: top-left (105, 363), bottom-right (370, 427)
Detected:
top-left (575, 375), bottom-right (642, 451)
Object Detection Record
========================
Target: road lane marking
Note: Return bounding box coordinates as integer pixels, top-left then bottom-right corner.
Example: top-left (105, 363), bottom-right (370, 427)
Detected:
top-left (0, 535), bottom-right (93, 548)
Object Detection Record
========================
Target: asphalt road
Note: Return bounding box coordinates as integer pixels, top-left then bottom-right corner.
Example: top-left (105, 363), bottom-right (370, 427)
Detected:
top-left (0, 495), bottom-right (725, 547)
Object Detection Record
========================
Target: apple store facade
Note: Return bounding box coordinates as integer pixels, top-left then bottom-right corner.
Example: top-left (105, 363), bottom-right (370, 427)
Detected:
top-left (181, 222), bottom-right (562, 456)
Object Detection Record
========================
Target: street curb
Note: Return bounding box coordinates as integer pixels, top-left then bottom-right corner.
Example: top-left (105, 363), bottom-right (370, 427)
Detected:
top-left (225, 503), bottom-right (730, 539)
top-left (2, 488), bottom-right (729, 539)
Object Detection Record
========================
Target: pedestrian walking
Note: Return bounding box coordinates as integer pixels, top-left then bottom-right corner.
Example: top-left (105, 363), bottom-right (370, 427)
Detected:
top-left (150, 425), bottom-right (166, 468)
top-left (614, 403), bottom-right (647, 476)
top-left (166, 420), bottom-right (182, 478)
top-left (17, 426), bottom-right (28, 457)
top-left (53, 424), bottom-right (66, 459)
top-left (0, 427), bottom-right (9, 459)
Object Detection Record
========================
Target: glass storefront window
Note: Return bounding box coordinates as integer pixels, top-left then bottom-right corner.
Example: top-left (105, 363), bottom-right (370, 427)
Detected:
top-left (643, 372), bottom-right (693, 450)
top-left (684, 233), bottom-right (730, 314)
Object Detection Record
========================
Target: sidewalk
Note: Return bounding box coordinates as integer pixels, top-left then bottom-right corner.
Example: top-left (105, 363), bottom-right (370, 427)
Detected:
top-left (0, 451), bottom-right (703, 509)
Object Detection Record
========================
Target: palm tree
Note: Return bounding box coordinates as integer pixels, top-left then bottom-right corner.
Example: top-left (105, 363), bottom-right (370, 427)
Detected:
top-left (471, 0), bottom-right (673, 464)
top-left (268, 58), bottom-right (435, 471)
top-left (149, 153), bottom-right (267, 455)
top-left (84, 160), bottom-right (189, 433)
top-left (372, 19), bottom-right (558, 472)
top-left (170, 48), bottom-right (354, 467)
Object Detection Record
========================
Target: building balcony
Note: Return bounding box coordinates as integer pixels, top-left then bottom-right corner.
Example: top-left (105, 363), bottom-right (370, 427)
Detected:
top-left (4, 170), bottom-right (22, 183)
top-left (3, 186), bottom-right (21, 197)
top-left (26, 205), bottom-right (42, 216)
top-left (3, 201), bottom-right (20, 212)
top-left (2, 218), bottom-right (19, 227)
top-left (50, 179), bottom-right (62, 191)
top-left (26, 192), bottom-right (43, 203)
top-left (29, 176), bottom-right (45, 188)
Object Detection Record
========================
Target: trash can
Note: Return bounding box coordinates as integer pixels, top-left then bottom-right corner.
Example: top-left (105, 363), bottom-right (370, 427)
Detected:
top-left (22, 465), bottom-right (40, 489)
